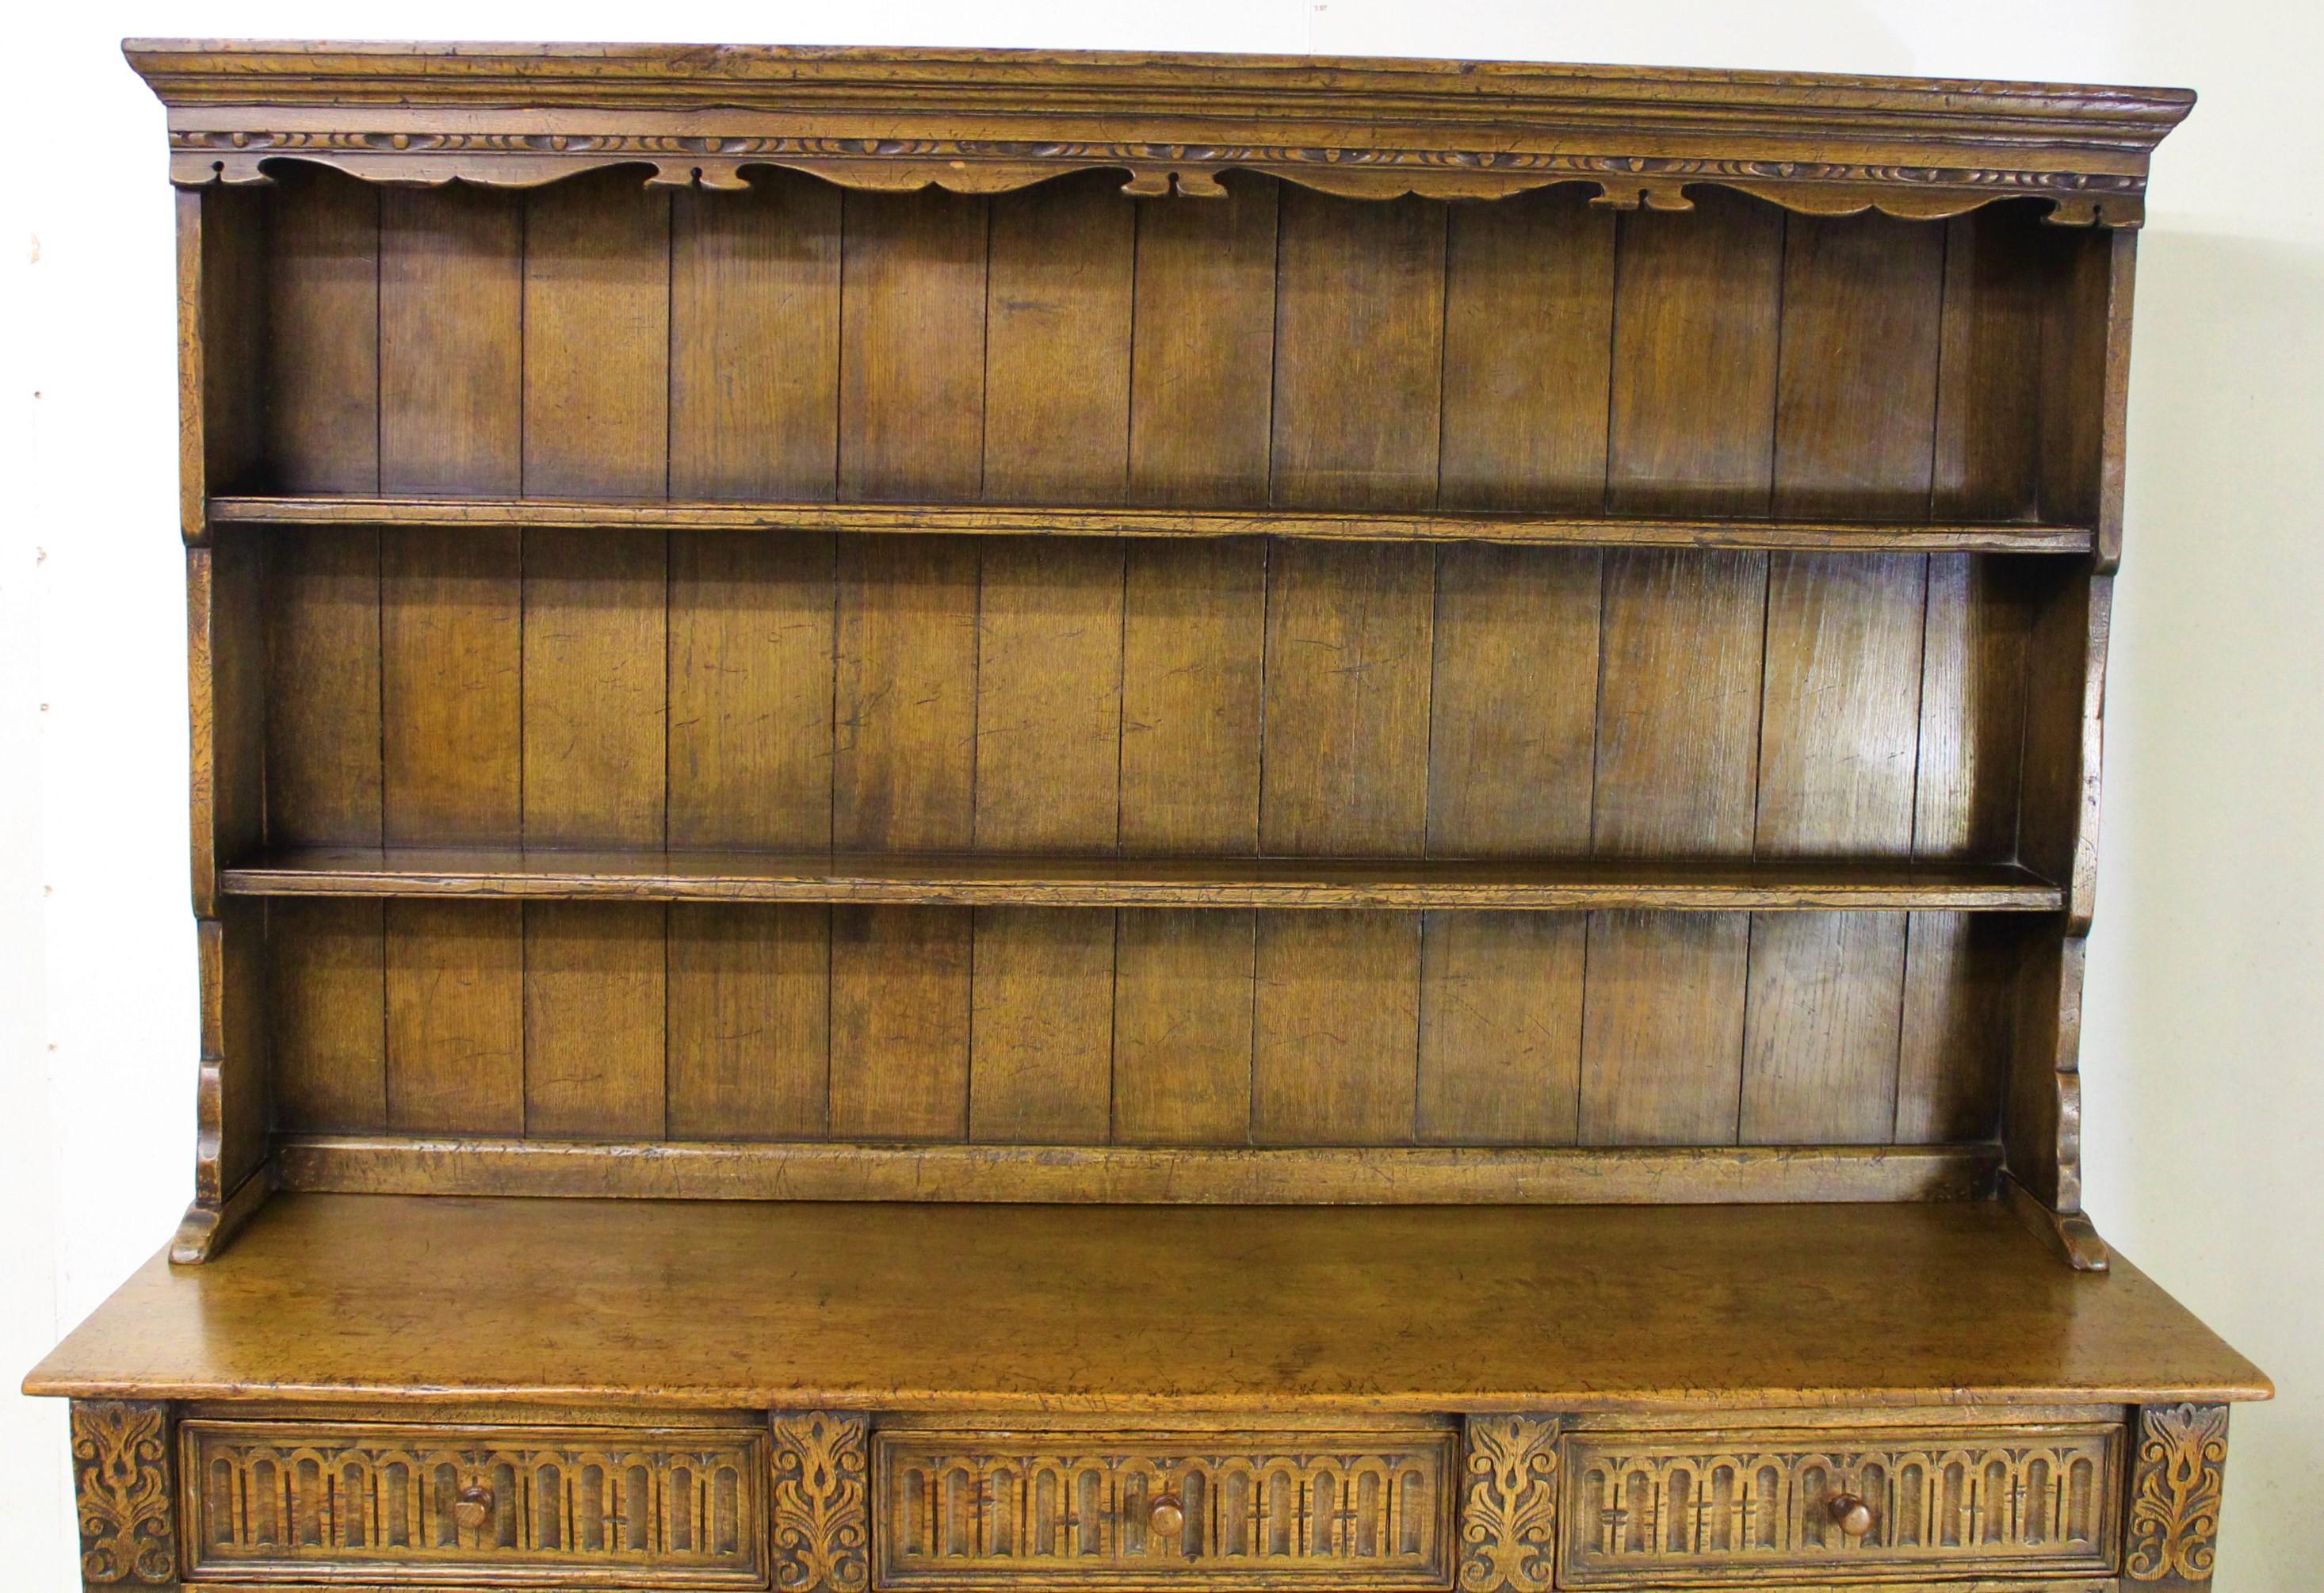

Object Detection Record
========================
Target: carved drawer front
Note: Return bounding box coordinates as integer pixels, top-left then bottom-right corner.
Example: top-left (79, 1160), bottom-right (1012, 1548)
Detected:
top-left (1559, 1423), bottom-right (2124, 1587)
top-left (872, 1427), bottom-right (1457, 1591)
top-left (180, 1419), bottom-right (768, 1587)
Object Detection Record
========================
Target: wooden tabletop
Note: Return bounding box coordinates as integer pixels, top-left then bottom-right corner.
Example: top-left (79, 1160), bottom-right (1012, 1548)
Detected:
top-left (26, 1194), bottom-right (2267, 1414)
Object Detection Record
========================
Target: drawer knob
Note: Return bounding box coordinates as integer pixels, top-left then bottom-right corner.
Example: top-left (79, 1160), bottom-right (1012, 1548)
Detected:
top-left (1147, 1492), bottom-right (1186, 1538)
top-left (452, 1484), bottom-right (495, 1533)
top-left (1825, 1492), bottom-right (1874, 1536)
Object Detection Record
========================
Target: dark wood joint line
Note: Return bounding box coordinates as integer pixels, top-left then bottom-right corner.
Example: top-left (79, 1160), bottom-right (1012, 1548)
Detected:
top-left (70, 1400), bottom-right (178, 1590)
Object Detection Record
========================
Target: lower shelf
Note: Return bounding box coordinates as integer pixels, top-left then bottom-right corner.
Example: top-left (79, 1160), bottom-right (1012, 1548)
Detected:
top-left (28, 1194), bottom-right (2266, 1415)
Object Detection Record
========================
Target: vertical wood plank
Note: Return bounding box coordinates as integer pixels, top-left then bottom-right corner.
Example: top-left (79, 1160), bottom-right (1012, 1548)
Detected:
top-left (379, 186), bottom-right (522, 496)
top-left (1742, 212), bottom-right (1943, 1146)
top-left (670, 170), bottom-right (841, 502)
top-left (522, 529), bottom-right (668, 848)
top-left (1605, 190), bottom-right (1784, 515)
top-left (983, 173), bottom-right (1134, 504)
top-left (385, 900), bottom-right (523, 1135)
top-left (1120, 542), bottom-right (1264, 856)
top-left (265, 167), bottom-right (379, 494)
top-left (380, 530), bottom-right (522, 846)
top-left (524, 902), bottom-right (667, 1139)
top-left (522, 174), bottom-right (671, 499)
top-left (975, 540), bottom-right (1124, 852)
top-left (195, 187), bottom-right (267, 502)
top-left (1271, 190), bottom-right (1445, 510)
top-left (969, 908), bottom-right (1115, 1144)
top-left (1128, 175), bottom-right (1279, 508)
top-left (1934, 204), bottom-right (2043, 522)
top-left (833, 540), bottom-right (979, 850)
top-left (518, 181), bottom-right (670, 1151)
top-left (1584, 189), bottom-right (1783, 1147)
top-left (264, 527), bottom-right (382, 847)
top-left (1895, 912), bottom-right (2016, 1143)
top-left (830, 907), bottom-right (972, 1140)
top-left (1112, 909), bottom-right (1254, 1146)
top-left (1417, 911), bottom-right (1584, 1145)
top-left (668, 904), bottom-right (830, 1140)
top-left (377, 184), bottom-right (526, 1141)
top-left (1253, 912), bottom-right (1422, 1146)
top-left (268, 897), bottom-right (386, 1133)
top-left (1260, 542), bottom-right (1435, 857)
top-left (1426, 546), bottom-right (1597, 856)
top-left (1439, 187), bottom-right (1615, 512)
top-left (668, 531), bottom-right (835, 851)
top-left (839, 189), bottom-right (988, 502)
top-left (1116, 180), bottom-right (1279, 1146)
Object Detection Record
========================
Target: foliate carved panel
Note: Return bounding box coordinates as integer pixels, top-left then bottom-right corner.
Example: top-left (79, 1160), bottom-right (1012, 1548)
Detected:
top-left (179, 1420), bottom-right (766, 1586)
top-left (773, 1412), bottom-right (870, 1593)
top-left (72, 1401), bottom-right (178, 1585)
top-left (2126, 1404), bottom-right (2230, 1586)
top-left (1458, 1415), bottom-right (1558, 1593)
top-left (870, 1427), bottom-right (1454, 1589)
top-left (1559, 1423), bottom-right (2123, 1587)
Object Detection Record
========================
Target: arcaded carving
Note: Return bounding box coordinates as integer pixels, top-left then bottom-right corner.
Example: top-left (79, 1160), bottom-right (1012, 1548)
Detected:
top-left (2126, 1404), bottom-right (2230, 1584)
top-left (71, 1402), bottom-right (176, 1585)
top-left (1458, 1415), bottom-right (1559, 1593)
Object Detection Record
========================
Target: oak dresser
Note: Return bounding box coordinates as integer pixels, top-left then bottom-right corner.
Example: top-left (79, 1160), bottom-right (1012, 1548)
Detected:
top-left (27, 38), bottom-right (2269, 1593)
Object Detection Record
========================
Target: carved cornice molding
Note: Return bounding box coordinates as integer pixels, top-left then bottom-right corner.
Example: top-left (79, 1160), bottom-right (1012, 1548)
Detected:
top-left (127, 40), bottom-right (2191, 224)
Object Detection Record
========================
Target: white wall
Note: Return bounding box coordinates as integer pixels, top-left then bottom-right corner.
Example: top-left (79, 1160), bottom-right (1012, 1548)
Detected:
top-left (6, 4), bottom-right (2318, 1588)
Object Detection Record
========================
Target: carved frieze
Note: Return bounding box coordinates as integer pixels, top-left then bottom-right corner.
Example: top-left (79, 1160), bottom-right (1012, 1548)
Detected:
top-left (772, 1412), bottom-right (870, 1593)
top-left (2126, 1404), bottom-right (2230, 1586)
top-left (71, 1401), bottom-right (177, 1586)
top-left (1458, 1415), bottom-right (1560, 1593)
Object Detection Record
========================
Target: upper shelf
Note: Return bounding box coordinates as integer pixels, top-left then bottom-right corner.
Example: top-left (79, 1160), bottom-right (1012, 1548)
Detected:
top-left (223, 846), bottom-right (2062, 911)
top-left (125, 39), bottom-right (2192, 225)
top-left (208, 495), bottom-right (2095, 553)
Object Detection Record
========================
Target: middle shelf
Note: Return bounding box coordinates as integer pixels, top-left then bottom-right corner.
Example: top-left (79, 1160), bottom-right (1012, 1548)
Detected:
top-left (220, 847), bottom-right (2062, 911)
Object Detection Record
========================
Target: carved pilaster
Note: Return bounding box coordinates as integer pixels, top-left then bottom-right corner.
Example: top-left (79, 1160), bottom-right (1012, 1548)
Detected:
top-left (2127, 1403), bottom-right (2230, 1589)
top-left (771, 1412), bottom-right (870, 1593)
top-left (1458, 1414), bottom-right (1561, 1593)
top-left (70, 1401), bottom-right (176, 1588)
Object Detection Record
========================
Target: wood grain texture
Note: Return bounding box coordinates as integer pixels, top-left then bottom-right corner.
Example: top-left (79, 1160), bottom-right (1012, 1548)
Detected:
top-left (1119, 541), bottom-right (1264, 856)
top-left (1252, 911), bottom-right (1422, 1146)
top-left (522, 529), bottom-right (668, 848)
top-left (1439, 185), bottom-right (1615, 514)
top-left (1128, 174), bottom-right (1279, 508)
top-left (669, 169), bottom-right (840, 502)
top-left (1418, 911), bottom-right (1584, 1145)
top-left (834, 537), bottom-right (980, 850)
top-left (263, 525), bottom-right (382, 847)
top-left (840, 189), bottom-right (988, 502)
top-left (968, 908), bottom-right (1114, 1144)
top-left (263, 166), bottom-right (379, 494)
top-left (521, 173), bottom-right (670, 499)
top-left (522, 901), bottom-right (667, 1139)
top-left (384, 900), bottom-right (522, 1135)
top-left (379, 185), bottom-right (521, 496)
top-left (1271, 190), bottom-right (1444, 511)
top-left (1260, 542), bottom-right (1435, 857)
top-left (667, 903), bottom-right (830, 1140)
top-left (974, 541), bottom-right (1124, 853)
top-left (829, 906), bottom-right (972, 1140)
top-left (31, 1194), bottom-right (2268, 1410)
top-left (1111, 909), bottom-right (1255, 1146)
top-left (267, 897), bottom-right (386, 1133)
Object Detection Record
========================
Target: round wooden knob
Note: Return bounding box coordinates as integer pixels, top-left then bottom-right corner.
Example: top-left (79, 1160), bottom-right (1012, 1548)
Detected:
top-left (1825, 1492), bottom-right (1874, 1536)
top-left (1147, 1493), bottom-right (1186, 1538)
top-left (453, 1484), bottom-right (495, 1533)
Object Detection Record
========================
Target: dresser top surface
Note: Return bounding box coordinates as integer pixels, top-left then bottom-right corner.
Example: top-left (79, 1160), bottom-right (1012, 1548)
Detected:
top-left (28, 1194), bottom-right (2267, 1413)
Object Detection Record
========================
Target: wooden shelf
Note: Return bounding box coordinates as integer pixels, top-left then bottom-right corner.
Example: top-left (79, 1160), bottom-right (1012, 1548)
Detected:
top-left (220, 846), bottom-right (2063, 911)
top-left (27, 1194), bottom-right (2268, 1412)
top-left (206, 495), bottom-right (2096, 553)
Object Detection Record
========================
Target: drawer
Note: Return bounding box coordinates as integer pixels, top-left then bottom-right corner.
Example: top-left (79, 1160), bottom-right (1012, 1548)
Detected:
top-left (872, 1425), bottom-right (1457, 1590)
top-left (1559, 1421), bottom-right (2125, 1587)
top-left (179, 1419), bottom-right (767, 1587)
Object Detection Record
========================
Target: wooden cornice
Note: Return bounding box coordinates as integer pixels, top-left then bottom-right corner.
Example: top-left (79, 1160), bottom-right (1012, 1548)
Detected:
top-left (124, 39), bottom-right (2193, 224)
